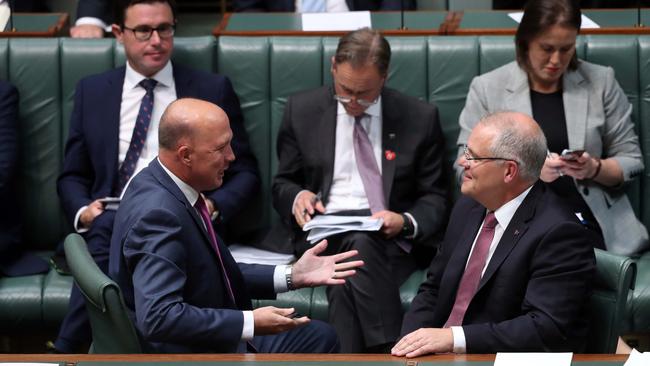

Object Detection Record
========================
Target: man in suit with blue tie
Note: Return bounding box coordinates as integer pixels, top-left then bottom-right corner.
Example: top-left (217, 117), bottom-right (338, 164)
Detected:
top-left (54, 0), bottom-right (260, 353)
top-left (110, 97), bottom-right (363, 353)
top-left (392, 112), bottom-right (596, 355)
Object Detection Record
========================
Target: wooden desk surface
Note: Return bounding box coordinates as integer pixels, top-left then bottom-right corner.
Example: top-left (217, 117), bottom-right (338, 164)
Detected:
top-left (0, 353), bottom-right (630, 364)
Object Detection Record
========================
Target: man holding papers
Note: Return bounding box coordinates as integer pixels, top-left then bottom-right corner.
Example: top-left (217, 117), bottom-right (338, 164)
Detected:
top-left (393, 112), bottom-right (595, 355)
top-left (272, 28), bottom-right (449, 352)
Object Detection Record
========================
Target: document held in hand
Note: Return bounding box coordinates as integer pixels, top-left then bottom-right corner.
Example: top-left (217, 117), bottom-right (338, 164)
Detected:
top-left (303, 215), bottom-right (383, 243)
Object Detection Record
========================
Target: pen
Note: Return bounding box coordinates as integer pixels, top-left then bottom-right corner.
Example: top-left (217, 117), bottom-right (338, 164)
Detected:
top-left (303, 192), bottom-right (322, 216)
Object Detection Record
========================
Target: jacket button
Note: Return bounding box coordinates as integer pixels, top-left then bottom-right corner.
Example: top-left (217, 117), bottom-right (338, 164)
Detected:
top-left (583, 187), bottom-right (589, 195)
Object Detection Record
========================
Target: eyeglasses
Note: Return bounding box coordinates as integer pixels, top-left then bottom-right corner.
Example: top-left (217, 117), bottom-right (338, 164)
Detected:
top-left (333, 94), bottom-right (378, 108)
top-left (123, 23), bottom-right (175, 41)
top-left (463, 145), bottom-right (518, 164)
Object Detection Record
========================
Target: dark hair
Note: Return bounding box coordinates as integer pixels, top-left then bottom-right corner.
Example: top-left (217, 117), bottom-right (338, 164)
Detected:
top-left (114, 0), bottom-right (178, 27)
top-left (334, 27), bottom-right (391, 76)
top-left (515, 0), bottom-right (580, 72)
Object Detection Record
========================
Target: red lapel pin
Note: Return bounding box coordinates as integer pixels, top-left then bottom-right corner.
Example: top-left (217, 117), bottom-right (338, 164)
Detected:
top-left (385, 150), bottom-right (396, 161)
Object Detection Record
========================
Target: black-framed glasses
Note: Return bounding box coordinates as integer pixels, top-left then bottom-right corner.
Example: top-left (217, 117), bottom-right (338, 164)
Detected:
top-left (123, 23), bottom-right (175, 41)
top-left (463, 145), bottom-right (518, 164)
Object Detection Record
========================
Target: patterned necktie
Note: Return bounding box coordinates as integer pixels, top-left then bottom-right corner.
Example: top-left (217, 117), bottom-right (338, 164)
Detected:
top-left (444, 211), bottom-right (498, 327)
top-left (195, 195), bottom-right (237, 306)
top-left (301, 0), bottom-right (326, 12)
top-left (353, 114), bottom-right (386, 214)
top-left (114, 78), bottom-right (157, 195)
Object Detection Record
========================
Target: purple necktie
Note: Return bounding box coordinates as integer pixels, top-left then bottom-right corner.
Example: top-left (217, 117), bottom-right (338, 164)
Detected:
top-left (444, 211), bottom-right (498, 327)
top-left (195, 195), bottom-right (237, 305)
top-left (353, 114), bottom-right (386, 214)
top-left (114, 79), bottom-right (157, 195)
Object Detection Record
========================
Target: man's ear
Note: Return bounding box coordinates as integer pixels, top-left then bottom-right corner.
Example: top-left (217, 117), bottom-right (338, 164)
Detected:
top-left (503, 161), bottom-right (519, 184)
top-left (112, 24), bottom-right (124, 43)
top-left (178, 145), bottom-right (191, 166)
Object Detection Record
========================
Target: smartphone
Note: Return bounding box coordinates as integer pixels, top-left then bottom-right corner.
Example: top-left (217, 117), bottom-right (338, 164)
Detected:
top-left (99, 197), bottom-right (121, 210)
top-left (560, 149), bottom-right (585, 161)
top-left (286, 311), bottom-right (306, 319)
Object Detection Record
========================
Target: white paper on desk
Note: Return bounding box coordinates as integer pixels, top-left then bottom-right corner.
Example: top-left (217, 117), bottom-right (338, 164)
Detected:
top-left (228, 244), bottom-right (295, 265)
top-left (624, 349), bottom-right (650, 365)
top-left (495, 352), bottom-right (572, 366)
top-left (508, 12), bottom-right (600, 28)
top-left (0, 2), bottom-right (10, 32)
top-left (303, 215), bottom-right (383, 243)
top-left (302, 11), bottom-right (371, 31)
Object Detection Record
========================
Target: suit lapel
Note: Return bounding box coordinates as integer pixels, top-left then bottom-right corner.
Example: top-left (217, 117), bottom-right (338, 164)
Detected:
top-left (106, 68), bottom-right (126, 183)
top-left (172, 63), bottom-right (198, 98)
top-left (562, 69), bottom-right (589, 149)
top-left (477, 182), bottom-right (542, 290)
top-left (320, 88), bottom-right (338, 201)
top-left (380, 91), bottom-right (398, 202)
top-left (505, 65), bottom-right (534, 117)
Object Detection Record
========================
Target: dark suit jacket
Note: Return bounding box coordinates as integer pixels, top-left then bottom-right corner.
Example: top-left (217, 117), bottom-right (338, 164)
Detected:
top-left (272, 86), bottom-right (448, 256)
top-left (401, 182), bottom-right (597, 352)
top-left (0, 80), bottom-right (48, 276)
top-left (234, 0), bottom-right (415, 12)
top-left (76, 0), bottom-right (112, 24)
top-left (57, 63), bottom-right (259, 248)
top-left (109, 159), bottom-right (275, 353)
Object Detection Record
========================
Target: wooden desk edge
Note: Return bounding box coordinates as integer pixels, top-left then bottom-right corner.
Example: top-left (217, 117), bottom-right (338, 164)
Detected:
top-left (0, 354), bottom-right (630, 363)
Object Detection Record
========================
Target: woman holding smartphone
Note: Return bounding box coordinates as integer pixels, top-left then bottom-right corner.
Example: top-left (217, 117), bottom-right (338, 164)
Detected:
top-left (456, 0), bottom-right (648, 255)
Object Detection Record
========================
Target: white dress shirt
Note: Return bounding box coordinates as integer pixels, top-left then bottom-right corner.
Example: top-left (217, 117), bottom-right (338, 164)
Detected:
top-left (295, 0), bottom-right (349, 12)
top-left (450, 186), bottom-right (533, 353)
top-left (74, 61), bottom-right (177, 232)
top-left (158, 158), bottom-right (289, 341)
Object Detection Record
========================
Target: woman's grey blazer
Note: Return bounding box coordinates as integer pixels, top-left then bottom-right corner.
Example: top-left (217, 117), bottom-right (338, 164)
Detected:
top-left (456, 60), bottom-right (648, 255)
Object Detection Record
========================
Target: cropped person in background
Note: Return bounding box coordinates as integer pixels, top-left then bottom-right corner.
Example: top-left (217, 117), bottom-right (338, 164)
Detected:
top-left (70, 0), bottom-right (113, 38)
top-left (0, 80), bottom-right (49, 277)
top-left (53, 0), bottom-right (259, 353)
top-left (456, 0), bottom-right (647, 255)
top-left (234, 0), bottom-right (415, 12)
top-left (395, 112), bottom-right (596, 355)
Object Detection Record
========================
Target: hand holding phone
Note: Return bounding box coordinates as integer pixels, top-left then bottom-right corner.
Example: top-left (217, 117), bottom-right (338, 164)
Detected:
top-left (560, 149), bottom-right (585, 161)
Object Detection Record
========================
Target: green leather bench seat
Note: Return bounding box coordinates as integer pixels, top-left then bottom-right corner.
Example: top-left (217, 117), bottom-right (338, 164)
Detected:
top-left (1, 35), bottom-right (650, 344)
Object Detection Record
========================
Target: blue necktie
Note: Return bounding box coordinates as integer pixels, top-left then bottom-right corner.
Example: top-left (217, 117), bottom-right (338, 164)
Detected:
top-left (302, 0), bottom-right (326, 12)
top-left (114, 79), bottom-right (157, 195)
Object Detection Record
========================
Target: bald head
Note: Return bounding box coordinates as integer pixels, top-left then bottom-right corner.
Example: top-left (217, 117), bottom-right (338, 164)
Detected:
top-left (158, 98), bottom-right (235, 192)
top-left (476, 111), bottom-right (547, 182)
top-left (159, 98), bottom-right (229, 151)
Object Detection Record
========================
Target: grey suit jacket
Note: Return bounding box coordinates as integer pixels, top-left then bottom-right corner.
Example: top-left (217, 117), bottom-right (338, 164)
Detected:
top-left (456, 61), bottom-right (648, 255)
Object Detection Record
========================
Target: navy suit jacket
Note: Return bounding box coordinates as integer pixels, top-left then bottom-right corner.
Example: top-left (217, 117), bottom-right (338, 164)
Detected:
top-left (401, 182), bottom-right (597, 352)
top-left (110, 159), bottom-right (275, 353)
top-left (76, 0), bottom-right (112, 24)
top-left (0, 80), bottom-right (48, 276)
top-left (234, 0), bottom-right (415, 11)
top-left (57, 63), bottom-right (259, 247)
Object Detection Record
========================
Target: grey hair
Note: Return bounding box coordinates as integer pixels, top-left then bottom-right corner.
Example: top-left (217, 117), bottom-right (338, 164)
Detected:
top-left (479, 112), bottom-right (548, 182)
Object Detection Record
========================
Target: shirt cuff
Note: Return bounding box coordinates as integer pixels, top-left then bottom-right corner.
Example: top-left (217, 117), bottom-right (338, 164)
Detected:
top-left (241, 310), bottom-right (254, 340)
top-left (450, 326), bottom-right (467, 353)
top-left (273, 264), bottom-right (289, 293)
top-left (404, 212), bottom-right (418, 239)
top-left (74, 17), bottom-right (109, 32)
top-left (74, 206), bottom-right (90, 233)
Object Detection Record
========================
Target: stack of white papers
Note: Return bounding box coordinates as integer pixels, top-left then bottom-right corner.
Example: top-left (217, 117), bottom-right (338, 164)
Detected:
top-left (303, 215), bottom-right (383, 243)
top-left (625, 349), bottom-right (650, 365)
top-left (228, 244), bottom-right (295, 265)
top-left (495, 352), bottom-right (572, 366)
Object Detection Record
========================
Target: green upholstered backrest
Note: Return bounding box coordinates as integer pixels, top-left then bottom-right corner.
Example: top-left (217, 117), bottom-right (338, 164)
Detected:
top-left (64, 233), bottom-right (141, 354)
top-left (588, 249), bottom-right (635, 353)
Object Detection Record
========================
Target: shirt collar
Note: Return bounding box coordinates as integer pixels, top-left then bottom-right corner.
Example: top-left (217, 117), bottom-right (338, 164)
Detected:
top-left (124, 60), bottom-right (174, 90)
top-left (158, 157), bottom-right (200, 206)
top-left (492, 185), bottom-right (533, 229)
top-left (337, 95), bottom-right (382, 118)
